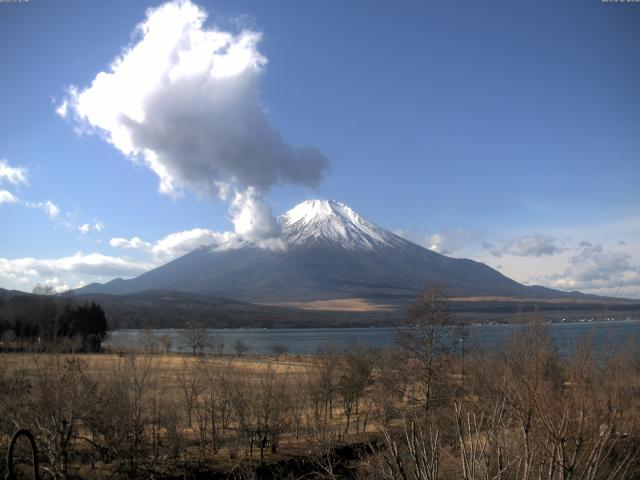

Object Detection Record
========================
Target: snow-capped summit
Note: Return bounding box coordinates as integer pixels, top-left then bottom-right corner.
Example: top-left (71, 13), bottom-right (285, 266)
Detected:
top-left (280, 199), bottom-right (400, 250)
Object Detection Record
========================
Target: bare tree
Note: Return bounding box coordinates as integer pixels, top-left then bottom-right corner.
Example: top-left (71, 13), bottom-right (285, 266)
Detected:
top-left (397, 285), bottom-right (451, 414)
top-left (377, 413), bottom-right (441, 480)
top-left (270, 343), bottom-right (289, 359)
top-left (232, 338), bottom-right (250, 357)
top-left (29, 356), bottom-right (94, 479)
top-left (336, 342), bottom-right (374, 433)
top-left (194, 357), bottom-right (230, 454)
top-left (139, 329), bottom-right (160, 354)
top-left (180, 321), bottom-right (211, 355)
top-left (178, 359), bottom-right (201, 428)
top-left (316, 346), bottom-right (339, 425)
top-left (211, 333), bottom-right (225, 356)
top-left (158, 334), bottom-right (173, 355)
top-left (371, 348), bottom-right (410, 425)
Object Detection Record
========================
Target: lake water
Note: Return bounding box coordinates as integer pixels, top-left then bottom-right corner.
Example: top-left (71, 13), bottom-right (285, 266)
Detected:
top-left (106, 319), bottom-right (639, 357)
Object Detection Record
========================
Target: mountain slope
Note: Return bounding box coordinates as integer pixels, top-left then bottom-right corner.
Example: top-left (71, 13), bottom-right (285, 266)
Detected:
top-left (73, 290), bottom-right (396, 328)
top-left (76, 200), bottom-right (596, 303)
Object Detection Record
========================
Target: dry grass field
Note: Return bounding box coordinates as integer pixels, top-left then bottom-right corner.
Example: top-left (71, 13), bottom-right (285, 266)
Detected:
top-left (266, 297), bottom-right (394, 312)
top-left (0, 347), bottom-right (386, 479)
top-left (1, 351), bottom-right (316, 378)
top-left (1, 312), bottom-right (639, 479)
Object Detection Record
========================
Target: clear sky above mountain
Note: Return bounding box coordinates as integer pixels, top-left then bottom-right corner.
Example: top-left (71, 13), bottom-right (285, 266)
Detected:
top-left (1, 0), bottom-right (638, 297)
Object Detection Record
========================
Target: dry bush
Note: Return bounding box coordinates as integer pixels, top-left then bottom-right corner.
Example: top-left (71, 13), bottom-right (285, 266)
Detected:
top-left (230, 365), bottom-right (292, 467)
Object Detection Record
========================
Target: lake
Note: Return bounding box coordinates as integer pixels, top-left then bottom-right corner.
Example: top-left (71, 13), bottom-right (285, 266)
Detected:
top-left (106, 319), bottom-right (639, 357)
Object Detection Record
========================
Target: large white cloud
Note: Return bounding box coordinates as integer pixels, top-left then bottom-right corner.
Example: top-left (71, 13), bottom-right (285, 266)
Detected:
top-left (60, 0), bottom-right (328, 240)
top-left (0, 252), bottom-right (152, 292)
top-left (110, 227), bottom-right (235, 262)
top-left (108, 204), bottom-right (287, 269)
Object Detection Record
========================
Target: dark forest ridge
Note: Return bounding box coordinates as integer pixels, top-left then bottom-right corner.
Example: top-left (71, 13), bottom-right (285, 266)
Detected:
top-left (2, 286), bottom-right (639, 331)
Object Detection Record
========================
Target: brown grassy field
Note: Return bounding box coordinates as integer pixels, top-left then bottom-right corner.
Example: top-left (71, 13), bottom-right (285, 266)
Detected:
top-left (1, 314), bottom-right (639, 480)
top-left (265, 297), bottom-right (394, 311)
top-left (1, 351), bottom-right (315, 376)
top-left (0, 349), bottom-right (384, 478)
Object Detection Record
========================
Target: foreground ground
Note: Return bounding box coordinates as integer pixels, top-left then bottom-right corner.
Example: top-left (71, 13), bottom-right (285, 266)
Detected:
top-left (1, 319), bottom-right (640, 479)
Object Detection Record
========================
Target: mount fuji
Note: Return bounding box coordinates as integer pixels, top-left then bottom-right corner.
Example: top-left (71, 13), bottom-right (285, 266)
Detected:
top-left (76, 200), bottom-right (590, 305)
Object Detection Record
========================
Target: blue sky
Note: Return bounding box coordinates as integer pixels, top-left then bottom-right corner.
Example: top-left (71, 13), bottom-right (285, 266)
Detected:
top-left (1, 0), bottom-right (639, 297)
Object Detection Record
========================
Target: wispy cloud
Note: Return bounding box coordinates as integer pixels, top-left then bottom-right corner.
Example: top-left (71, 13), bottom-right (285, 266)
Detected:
top-left (0, 158), bottom-right (27, 206)
top-left (486, 234), bottom-right (567, 258)
top-left (78, 220), bottom-right (104, 235)
top-left (0, 158), bottom-right (27, 186)
top-left (0, 159), bottom-right (66, 223)
top-left (542, 243), bottom-right (639, 295)
top-left (25, 200), bottom-right (60, 219)
top-left (110, 227), bottom-right (234, 262)
top-left (475, 218), bottom-right (640, 299)
top-left (394, 228), bottom-right (477, 255)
